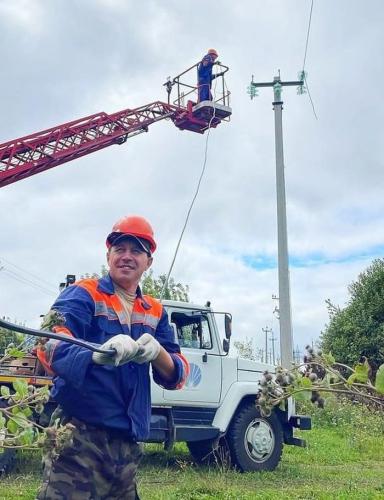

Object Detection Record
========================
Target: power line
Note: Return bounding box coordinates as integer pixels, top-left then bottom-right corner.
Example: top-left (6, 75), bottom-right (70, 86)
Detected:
top-left (301, 0), bottom-right (318, 120)
top-left (0, 256), bottom-right (57, 290)
top-left (304, 77), bottom-right (318, 120)
top-left (0, 267), bottom-right (56, 297)
top-left (302, 0), bottom-right (314, 74)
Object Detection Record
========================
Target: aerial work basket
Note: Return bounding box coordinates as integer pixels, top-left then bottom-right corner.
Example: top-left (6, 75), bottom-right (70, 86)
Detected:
top-left (164, 60), bottom-right (232, 134)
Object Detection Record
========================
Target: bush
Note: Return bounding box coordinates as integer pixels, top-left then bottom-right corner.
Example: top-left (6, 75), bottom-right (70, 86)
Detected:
top-left (297, 397), bottom-right (384, 435)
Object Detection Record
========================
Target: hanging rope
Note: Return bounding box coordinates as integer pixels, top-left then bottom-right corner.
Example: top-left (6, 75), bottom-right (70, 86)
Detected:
top-left (160, 70), bottom-right (221, 300)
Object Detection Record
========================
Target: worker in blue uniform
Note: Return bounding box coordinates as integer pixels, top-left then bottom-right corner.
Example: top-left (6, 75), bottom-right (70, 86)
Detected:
top-left (36, 215), bottom-right (190, 500)
top-left (197, 48), bottom-right (220, 102)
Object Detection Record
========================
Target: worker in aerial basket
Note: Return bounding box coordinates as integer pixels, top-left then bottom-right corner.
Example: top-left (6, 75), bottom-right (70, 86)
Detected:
top-left (197, 48), bottom-right (223, 102)
top-left (36, 215), bottom-right (190, 500)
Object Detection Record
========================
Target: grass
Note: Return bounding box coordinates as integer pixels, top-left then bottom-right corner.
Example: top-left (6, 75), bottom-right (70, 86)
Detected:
top-left (1, 399), bottom-right (384, 499)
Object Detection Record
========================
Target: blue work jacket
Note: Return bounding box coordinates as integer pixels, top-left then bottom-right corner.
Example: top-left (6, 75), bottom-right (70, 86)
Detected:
top-left (198, 53), bottom-right (216, 83)
top-left (39, 275), bottom-right (188, 440)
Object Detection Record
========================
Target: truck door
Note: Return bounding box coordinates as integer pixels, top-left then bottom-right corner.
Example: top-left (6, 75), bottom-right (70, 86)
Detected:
top-left (163, 310), bottom-right (222, 404)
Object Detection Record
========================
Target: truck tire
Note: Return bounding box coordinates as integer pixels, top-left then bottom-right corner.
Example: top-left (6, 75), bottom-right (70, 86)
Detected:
top-left (187, 437), bottom-right (231, 467)
top-left (0, 399), bottom-right (17, 474)
top-left (227, 403), bottom-right (283, 472)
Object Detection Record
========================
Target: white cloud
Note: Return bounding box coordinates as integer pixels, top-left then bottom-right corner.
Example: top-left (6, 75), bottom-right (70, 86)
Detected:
top-left (0, 0), bottom-right (383, 361)
top-left (0, 0), bottom-right (44, 33)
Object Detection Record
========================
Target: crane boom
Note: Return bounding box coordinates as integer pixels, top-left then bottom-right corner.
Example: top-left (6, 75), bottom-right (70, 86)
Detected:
top-left (0, 61), bottom-right (231, 188)
top-left (0, 101), bottom-right (180, 188)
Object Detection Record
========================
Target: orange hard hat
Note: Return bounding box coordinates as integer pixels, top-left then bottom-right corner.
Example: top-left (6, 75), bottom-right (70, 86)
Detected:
top-left (208, 48), bottom-right (218, 57)
top-left (106, 215), bottom-right (157, 253)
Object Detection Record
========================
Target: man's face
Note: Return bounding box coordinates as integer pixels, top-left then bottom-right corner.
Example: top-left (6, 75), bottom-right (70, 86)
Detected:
top-left (107, 239), bottom-right (152, 292)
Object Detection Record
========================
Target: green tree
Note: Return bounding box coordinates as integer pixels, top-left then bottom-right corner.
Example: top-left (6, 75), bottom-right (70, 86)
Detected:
top-left (141, 270), bottom-right (189, 301)
top-left (81, 267), bottom-right (189, 301)
top-left (0, 322), bottom-right (23, 355)
top-left (81, 265), bottom-right (108, 280)
top-left (233, 337), bottom-right (258, 361)
top-left (321, 258), bottom-right (384, 372)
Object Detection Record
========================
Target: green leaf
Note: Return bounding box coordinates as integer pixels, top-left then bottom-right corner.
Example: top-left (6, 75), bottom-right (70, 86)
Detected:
top-left (8, 413), bottom-right (30, 429)
top-left (293, 376), bottom-right (312, 401)
top-left (1, 386), bottom-right (10, 397)
top-left (11, 406), bottom-right (32, 418)
top-left (375, 364), bottom-right (384, 395)
top-left (0, 414), bottom-right (6, 429)
top-left (7, 419), bottom-right (18, 435)
top-left (6, 348), bottom-right (26, 358)
top-left (21, 407), bottom-right (33, 418)
top-left (323, 352), bottom-right (336, 366)
top-left (348, 360), bottom-right (370, 385)
top-left (12, 379), bottom-right (28, 399)
top-left (17, 428), bottom-right (35, 446)
top-left (294, 375), bottom-right (312, 389)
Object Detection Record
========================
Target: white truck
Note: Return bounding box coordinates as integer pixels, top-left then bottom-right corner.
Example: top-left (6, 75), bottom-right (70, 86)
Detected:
top-left (150, 300), bottom-right (311, 471)
top-left (0, 299), bottom-right (311, 473)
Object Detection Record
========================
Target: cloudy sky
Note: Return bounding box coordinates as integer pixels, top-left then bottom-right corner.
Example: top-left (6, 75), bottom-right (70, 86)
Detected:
top-left (0, 0), bottom-right (383, 361)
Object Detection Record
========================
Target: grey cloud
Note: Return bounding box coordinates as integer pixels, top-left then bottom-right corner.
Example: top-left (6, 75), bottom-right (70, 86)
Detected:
top-left (1, 0), bottom-right (383, 354)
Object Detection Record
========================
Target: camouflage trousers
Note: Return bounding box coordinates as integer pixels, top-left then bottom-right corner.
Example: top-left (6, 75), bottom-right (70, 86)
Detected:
top-left (37, 417), bottom-right (143, 500)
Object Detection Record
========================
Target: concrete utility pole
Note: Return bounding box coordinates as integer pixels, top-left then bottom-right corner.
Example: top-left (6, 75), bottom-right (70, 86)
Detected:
top-left (249, 73), bottom-right (304, 369)
top-left (262, 326), bottom-right (272, 364)
top-left (270, 330), bottom-right (277, 365)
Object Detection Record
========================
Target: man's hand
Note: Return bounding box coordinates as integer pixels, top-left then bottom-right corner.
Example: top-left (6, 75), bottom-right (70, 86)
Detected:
top-left (92, 334), bottom-right (139, 367)
top-left (132, 333), bottom-right (161, 364)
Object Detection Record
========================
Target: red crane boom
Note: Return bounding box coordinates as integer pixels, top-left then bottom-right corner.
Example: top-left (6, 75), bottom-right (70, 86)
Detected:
top-left (0, 62), bottom-right (231, 188)
top-left (0, 102), bottom-right (181, 188)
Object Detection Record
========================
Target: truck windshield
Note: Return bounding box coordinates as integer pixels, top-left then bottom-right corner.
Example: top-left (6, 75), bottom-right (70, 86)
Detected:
top-left (170, 311), bottom-right (212, 350)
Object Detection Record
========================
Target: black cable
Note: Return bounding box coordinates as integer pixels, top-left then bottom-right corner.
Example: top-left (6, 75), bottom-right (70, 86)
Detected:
top-left (302, 0), bottom-right (314, 74)
top-left (0, 256), bottom-right (57, 290)
top-left (304, 76), bottom-right (318, 120)
top-left (301, 0), bottom-right (318, 120)
top-left (160, 70), bottom-right (220, 299)
top-left (0, 268), bottom-right (56, 297)
top-left (0, 317), bottom-right (116, 355)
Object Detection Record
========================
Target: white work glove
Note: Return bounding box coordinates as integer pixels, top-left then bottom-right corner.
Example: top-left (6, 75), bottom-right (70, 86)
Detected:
top-left (132, 333), bottom-right (161, 364)
top-left (92, 334), bottom-right (139, 367)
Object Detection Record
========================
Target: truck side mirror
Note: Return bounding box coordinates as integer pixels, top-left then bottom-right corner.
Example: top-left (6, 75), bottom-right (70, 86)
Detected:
top-left (224, 314), bottom-right (232, 339)
top-left (223, 338), bottom-right (230, 353)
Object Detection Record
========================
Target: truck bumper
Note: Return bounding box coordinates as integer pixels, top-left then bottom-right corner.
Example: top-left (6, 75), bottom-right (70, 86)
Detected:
top-left (283, 414), bottom-right (312, 447)
top-left (289, 415), bottom-right (312, 430)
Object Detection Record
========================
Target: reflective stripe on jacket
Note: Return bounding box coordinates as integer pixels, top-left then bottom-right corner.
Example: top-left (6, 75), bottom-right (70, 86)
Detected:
top-left (37, 274), bottom-right (189, 440)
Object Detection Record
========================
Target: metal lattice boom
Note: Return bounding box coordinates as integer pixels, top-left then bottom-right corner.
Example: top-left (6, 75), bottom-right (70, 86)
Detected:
top-left (0, 101), bottom-right (180, 188)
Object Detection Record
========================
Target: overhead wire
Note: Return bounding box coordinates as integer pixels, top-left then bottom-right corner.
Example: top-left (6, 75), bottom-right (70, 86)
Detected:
top-left (160, 64), bottom-right (221, 300)
top-left (301, 0), bottom-right (314, 75)
top-left (0, 268), bottom-right (56, 297)
top-left (0, 256), bottom-right (58, 290)
top-left (0, 265), bottom-right (57, 297)
top-left (301, 0), bottom-right (318, 120)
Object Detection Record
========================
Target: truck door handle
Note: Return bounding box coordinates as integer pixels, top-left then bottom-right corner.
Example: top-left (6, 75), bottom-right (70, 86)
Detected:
top-left (202, 352), bottom-right (208, 363)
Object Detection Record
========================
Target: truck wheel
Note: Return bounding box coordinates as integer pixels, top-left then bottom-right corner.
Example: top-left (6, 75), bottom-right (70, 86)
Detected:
top-left (187, 437), bottom-right (231, 467)
top-left (0, 399), bottom-right (17, 474)
top-left (227, 403), bottom-right (283, 472)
